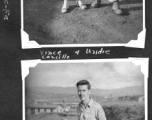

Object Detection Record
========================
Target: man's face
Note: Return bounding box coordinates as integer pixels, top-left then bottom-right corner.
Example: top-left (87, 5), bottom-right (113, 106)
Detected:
top-left (77, 85), bottom-right (90, 101)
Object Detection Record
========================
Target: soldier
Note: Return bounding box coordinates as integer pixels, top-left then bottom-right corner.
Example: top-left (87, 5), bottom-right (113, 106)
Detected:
top-left (76, 80), bottom-right (107, 120)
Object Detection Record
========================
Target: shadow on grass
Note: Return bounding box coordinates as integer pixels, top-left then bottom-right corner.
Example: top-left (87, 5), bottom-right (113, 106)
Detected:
top-left (24, 0), bottom-right (64, 44)
top-left (94, 0), bottom-right (142, 16)
top-left (67, 4), bottom-right (91, 13)
top-left (120, 0), bottom-right (143, 12)
top-left (67, 5), bottom-right (78, 13)
top-left (120, 0), bottom-right (142, 5)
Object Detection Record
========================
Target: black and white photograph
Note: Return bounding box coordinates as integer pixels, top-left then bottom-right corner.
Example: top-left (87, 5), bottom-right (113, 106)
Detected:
top-left (1, 0), bottom-right (152, 120)
top-left (22, 59), bottom-right (147, 120)
top-left (22, 0), bottom-right (144, 46)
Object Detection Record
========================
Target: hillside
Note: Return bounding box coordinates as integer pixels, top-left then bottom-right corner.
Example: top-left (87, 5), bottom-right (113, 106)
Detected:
top-left (26, 85), bottom-right (144, 97)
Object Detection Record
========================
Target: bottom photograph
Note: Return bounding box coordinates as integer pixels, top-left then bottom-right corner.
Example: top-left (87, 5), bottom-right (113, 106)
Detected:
top-left (22, 59), bottom-right (148, 120)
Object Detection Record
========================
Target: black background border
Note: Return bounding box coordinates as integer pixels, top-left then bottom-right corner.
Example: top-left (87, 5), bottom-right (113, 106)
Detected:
top-left (0, 0), bottom-right (152, 119)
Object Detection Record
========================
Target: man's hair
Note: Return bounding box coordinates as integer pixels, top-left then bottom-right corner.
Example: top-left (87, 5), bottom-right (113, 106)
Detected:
top-left (76, 80), bottom-right (91, 90)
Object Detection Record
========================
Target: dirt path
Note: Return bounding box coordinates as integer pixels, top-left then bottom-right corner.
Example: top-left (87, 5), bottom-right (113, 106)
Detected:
top-left (24, 0), bottom-right (143, 44)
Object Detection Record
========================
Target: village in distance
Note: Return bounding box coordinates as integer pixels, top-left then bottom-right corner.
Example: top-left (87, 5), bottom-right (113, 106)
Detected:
top-left (25, 86), bottom-right (145, 120)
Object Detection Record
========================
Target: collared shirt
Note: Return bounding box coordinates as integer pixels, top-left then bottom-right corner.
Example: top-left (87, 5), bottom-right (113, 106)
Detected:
top-left (77, 98), bottom-right (107, 120)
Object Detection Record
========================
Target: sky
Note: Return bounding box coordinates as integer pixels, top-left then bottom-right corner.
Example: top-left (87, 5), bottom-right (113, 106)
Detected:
top-left (25, 61), bottom-right (144, 89)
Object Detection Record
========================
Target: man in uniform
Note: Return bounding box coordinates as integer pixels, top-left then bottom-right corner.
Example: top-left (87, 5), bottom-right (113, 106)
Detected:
top-left (76, 80), bottom-right (107, 120)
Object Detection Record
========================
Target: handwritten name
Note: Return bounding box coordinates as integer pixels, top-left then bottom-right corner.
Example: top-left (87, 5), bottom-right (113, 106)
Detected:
top-left (40, 50), bottom-right (70, 59)
top-left (86, 48), bottom-right (110, 55)
top-left (2, 0), bottom-right (10, 20)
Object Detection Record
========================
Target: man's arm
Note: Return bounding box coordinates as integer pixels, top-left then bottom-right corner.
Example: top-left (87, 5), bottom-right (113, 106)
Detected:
top-left (77, 105), bottom-right (80, 120)
top-left (96, 107), bottom-right (107, 120)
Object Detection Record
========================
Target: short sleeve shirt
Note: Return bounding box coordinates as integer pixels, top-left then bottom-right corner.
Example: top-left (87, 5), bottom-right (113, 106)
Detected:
top-left (77, 99), bottom-right (107, 120)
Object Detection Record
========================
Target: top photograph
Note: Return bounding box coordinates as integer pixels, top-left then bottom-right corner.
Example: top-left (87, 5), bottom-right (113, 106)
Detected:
top-left (21, 0), bottom-right (145, 47)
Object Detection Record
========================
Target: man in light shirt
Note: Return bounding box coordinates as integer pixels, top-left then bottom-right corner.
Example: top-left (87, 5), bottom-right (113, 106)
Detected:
top-left (76, 80), bottom-right (107, 120)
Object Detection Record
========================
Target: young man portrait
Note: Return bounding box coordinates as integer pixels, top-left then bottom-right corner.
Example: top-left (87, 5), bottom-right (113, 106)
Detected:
top-left (76, 80), bottom-right (107, 120)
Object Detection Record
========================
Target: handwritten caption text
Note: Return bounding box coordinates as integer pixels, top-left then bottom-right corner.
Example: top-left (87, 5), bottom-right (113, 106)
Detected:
top-left (40, 48), bottom-right (110, 60)
top-left (2, 0), bottom-right (10, 20)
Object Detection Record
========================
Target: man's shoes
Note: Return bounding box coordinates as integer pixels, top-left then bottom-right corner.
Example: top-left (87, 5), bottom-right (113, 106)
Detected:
top-left (79, 4), bottom-right (87, 9)
top-left (61, 7), bottom-right (68, 13)
top-left (91, 0), bottom-right (101, 8)
top-left (76, 0), bottom-right (87, 9)
top-left (112, 1), bottom-right (123, 15)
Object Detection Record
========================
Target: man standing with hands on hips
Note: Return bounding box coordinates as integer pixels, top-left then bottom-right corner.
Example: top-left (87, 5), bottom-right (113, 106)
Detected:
top-left (76, 80), bottom-right (107, 120)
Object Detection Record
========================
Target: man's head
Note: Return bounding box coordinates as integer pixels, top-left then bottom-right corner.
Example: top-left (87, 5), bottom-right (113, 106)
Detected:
top-left (76, 80), bottom-right (91, 102)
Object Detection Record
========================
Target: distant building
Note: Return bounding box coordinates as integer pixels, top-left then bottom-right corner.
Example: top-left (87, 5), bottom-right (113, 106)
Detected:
top-left (53, 105), bottom-right (70, 113)
top-left (25, 99), bottom-right (36, 105)
top-left (54, 106), bottom-right (64, 113)
top-left (34, 99), bottom-right (48, 105)
top-left (63, 106), bottom-right (70, 113)
top-left (138, 96), bottom-right (144, 103)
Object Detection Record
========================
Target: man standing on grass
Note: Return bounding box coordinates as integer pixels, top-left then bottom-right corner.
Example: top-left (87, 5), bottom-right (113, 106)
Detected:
top-left (76, 80), bottom-right (107, 120)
